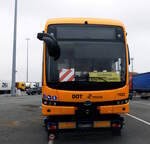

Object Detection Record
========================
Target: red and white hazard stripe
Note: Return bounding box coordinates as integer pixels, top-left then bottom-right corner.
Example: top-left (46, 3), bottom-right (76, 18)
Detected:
top-left (59, 69), bottom-right (75, 82)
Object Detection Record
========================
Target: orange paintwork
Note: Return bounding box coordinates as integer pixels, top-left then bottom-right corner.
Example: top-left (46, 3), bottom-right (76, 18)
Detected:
top-left (43, 85), bottom-right (129, 102)
top-left (99, 106), bottom-right (113, 114)
top-left (42, 104), bottom-right (77, 116)
top-left (58, 122), bottom-right (76, 129)
top-left (98, 103), bottom-right (129, 114)
top-left (42, 18), bottom-right (129, 116)
top-left (112, 103), bottom-right (129, 114)
top-left (93, 121), bottom-right (111, 128)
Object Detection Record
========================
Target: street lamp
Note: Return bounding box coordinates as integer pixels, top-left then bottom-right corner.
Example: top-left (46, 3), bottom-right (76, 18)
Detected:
top-left (130, 57), bottom-right (134, 97)
top-left (11, 0), bottom-right (18, 96)
top-left (131, 57), bottom-right (134, 73)
top-left (26, 38), bottom-right (30, 83)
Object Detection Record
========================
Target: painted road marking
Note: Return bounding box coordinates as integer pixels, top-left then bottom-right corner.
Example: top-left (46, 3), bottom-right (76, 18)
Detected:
top-left (132, 101), bottom-right (150, 106)
top-left (127, 113), bottom-right (150, 126)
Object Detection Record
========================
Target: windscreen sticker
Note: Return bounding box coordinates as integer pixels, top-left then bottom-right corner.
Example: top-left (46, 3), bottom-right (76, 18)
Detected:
top-left (89, 72), bottom-right (120, 82)
top-left (59, 68), bottom-right (75, 82)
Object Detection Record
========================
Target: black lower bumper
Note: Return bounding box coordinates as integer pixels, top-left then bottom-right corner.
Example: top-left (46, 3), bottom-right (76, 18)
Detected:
top-left (44, 114), bottom-right (124, 131)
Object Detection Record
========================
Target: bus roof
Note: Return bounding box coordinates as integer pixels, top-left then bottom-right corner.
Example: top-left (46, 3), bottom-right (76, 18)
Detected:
top-left (45, 18), bottom-right (126, 31)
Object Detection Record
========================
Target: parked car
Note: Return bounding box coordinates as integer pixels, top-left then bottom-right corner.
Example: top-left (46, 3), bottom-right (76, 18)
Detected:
top-left (26, 87), bottom-right (42, 95)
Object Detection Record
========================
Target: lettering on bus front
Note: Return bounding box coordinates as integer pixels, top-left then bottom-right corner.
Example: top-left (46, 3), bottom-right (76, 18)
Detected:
top-left (72, 94), bottom-right (82, 99)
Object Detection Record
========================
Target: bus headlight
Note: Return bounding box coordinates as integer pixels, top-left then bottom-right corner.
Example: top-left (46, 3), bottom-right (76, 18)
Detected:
top-left (49, 101), bottom-right (57, 106)
top-left (44, 101), bottom-right (48, 105)
top-left (116, 101), bottom-right (120, 105)
top-left (115, 99), bottom-right (129, 105)
top-left (42, 99), bottom-right (57, 106)
top-left (42, 94), bottom-right (58, 105)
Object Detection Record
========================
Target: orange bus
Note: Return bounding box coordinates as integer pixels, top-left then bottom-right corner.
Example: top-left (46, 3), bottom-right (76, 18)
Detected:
top-left (37, 18), bottom-right (130, 139)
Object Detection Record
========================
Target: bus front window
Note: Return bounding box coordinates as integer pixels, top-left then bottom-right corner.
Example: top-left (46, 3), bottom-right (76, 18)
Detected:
top-left (46, 25), bottom-right (126, 91)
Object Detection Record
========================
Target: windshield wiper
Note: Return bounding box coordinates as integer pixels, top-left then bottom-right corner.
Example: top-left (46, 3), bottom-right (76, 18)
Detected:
top-left (49, 77), bottom-right (108, 83)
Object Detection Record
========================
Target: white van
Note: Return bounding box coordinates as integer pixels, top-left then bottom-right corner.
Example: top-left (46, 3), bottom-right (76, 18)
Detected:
top-left (0, 80), bottom-right (11, 94)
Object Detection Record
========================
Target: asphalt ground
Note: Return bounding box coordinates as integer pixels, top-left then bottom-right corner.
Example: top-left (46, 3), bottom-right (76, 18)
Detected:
top-left (0, 95), bottom-right (150, 144)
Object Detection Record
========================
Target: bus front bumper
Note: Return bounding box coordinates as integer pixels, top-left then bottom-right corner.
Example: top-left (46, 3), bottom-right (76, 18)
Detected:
top-left (42, 103), bottom-right (129, 116)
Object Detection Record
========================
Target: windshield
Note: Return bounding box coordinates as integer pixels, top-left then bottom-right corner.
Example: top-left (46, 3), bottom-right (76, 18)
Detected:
top-left (46, 24), bottom-right (126, 91)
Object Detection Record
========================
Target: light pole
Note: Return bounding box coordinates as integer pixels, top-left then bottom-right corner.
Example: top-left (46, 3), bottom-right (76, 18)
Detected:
top-left (26, 38), bottom-right (30, 83)
top-left (131, 57), bottom-right (134, 96)
top-left (131, 57), bottom-right (134, 73)
top-left (11, 0), bottom-right (18, 96)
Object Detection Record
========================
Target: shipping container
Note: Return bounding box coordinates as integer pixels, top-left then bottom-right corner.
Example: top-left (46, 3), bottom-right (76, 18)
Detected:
top-left (132, 72), bottom-right (150, 99)
top-left (0, 80), bottom-right (11, 94)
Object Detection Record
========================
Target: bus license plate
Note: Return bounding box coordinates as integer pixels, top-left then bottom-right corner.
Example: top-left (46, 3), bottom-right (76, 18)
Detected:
top-left (78, 123), bottom-right (93, 128)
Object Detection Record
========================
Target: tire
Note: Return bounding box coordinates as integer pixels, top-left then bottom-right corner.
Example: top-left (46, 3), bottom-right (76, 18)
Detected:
top-left (141, 96), bottom-right (149, 99)
top-left (112, 128), bottom-right (121, 136)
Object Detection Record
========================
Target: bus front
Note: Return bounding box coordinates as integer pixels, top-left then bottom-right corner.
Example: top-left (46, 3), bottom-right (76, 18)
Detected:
top-left (38, 18), bottom-right (129, 134)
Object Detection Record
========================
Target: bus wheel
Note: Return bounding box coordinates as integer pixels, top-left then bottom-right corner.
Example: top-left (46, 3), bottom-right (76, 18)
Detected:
top-left (112, 128), bottom-right (121, 136)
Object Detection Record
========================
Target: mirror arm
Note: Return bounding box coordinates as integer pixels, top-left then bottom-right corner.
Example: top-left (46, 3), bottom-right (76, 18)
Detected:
top-left (42, 37), bottom-right (54, 45)
top-left (37, 32), bottom-right (60, 60)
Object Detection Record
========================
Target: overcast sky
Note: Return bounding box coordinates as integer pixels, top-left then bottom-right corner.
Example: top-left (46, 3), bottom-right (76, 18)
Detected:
top-left (0, 0), bottom-right (150, 82)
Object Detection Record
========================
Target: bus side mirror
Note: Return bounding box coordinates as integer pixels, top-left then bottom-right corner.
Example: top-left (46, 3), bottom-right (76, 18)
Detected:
top-left (37, 32), bottom-right (60, 60)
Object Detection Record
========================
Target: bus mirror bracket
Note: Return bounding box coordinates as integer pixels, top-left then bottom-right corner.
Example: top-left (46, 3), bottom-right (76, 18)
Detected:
top-left (37, 32), bottom-right (60, 60)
